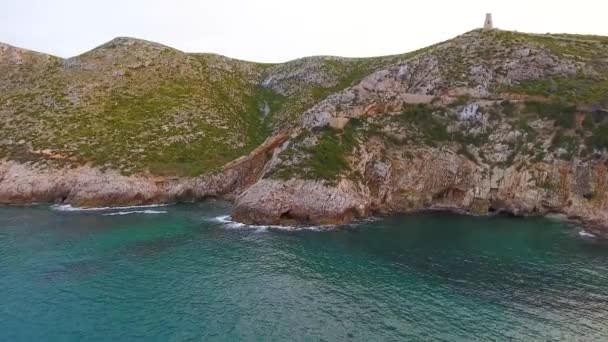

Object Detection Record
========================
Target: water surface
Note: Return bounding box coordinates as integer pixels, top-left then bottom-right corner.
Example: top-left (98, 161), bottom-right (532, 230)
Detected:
top-left (1, 202), bottom-right (607, 341)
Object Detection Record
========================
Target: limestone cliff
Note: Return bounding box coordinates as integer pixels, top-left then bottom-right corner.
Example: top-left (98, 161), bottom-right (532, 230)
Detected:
top-left (0, 134), bottom-right (286, 207)
top-left (234, 146), bottom-right (608, 237)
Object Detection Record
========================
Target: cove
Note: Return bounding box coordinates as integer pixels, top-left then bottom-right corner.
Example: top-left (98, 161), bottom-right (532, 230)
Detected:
top-left (1, 202), bottom-right (607, 341)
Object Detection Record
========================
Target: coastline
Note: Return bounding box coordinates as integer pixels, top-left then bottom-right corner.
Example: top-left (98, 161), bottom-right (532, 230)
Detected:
top-left (3, 183), bottom-right (605, 240)
top-left (2, 140), bottom-right (608, 240)
top-left (3, 199), bottom-right (604, 240)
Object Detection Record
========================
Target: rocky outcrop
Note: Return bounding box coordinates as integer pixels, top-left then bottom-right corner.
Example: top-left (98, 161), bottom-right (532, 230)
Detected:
top-left (0, 134), bottom-right (287, 207)
top-left (233, 145), bottom-right (608, 236)
top-left (0, 161), bottom-right (170, 206)
top-left (301, 30), bottom-right (585, 129)
top-left (233, 179), bottom-right (368, 225)
top-left (261, 56), bottom-right (349, 97)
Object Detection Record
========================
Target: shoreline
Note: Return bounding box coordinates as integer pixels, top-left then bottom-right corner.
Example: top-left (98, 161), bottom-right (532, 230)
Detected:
top-left (2, 198), bottom-right (604, 240)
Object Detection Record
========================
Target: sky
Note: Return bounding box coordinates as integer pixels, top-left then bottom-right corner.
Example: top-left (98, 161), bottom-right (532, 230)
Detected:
top-left (1, 0), bottom-right (607, 63)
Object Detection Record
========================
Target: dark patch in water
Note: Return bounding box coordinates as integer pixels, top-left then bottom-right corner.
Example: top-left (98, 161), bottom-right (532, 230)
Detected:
top-left (42, 259), bottom-right (107, 281)
top-left (126, 235), bottom-right (191, 258)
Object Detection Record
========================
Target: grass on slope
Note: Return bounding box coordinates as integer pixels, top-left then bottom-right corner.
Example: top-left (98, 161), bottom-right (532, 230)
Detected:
top-left (272, 123), bottom-right (360, 183)
top-left (0, 49), bottom-right (270, 177)
top-left (506, 76), bottom-right (608, 105)
top-left (492, 30), bottom-right (608, 106)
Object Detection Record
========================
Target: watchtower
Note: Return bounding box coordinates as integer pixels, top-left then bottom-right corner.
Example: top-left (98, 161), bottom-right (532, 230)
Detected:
top-left (483, 13), bottom-right (493, 30)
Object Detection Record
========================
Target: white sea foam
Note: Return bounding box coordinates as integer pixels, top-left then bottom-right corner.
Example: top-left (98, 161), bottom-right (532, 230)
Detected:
top-left (103, 210), bottom-right (167, 216)
top-left (212, 215), bottom-right (233, 223)
top-left (347, 216), bottom-right (382, 227)
top-left (51, 203), bottom-right (170, 212)
top-left (578, 230), bottom-right (597, 238)
top-left (208, 215), bottom-right (328, 232)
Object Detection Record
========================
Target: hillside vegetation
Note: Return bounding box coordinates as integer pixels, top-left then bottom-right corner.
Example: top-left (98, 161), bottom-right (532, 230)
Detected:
top-left (1, 29), bottom-right (607, 178)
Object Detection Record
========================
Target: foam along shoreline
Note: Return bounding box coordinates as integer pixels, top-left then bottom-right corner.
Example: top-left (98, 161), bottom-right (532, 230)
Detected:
top-left (210, 215), bottom-right (328, 232)
top-left (578, 230), bottom-right (597, 239)
top-left (50, 203), bottom-right (171, 212)
top-left (49, 202), bottom-right (607, 240)
top-left (102, 210), bottom-right (167, 216)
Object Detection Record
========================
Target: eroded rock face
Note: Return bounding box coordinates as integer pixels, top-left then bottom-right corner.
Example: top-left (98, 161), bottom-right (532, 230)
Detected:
top-left (0, 134), bottom-right (287, 208)
top-left (261, 56), bottom-right (347, 97)
top-left (233, 179), bottom-right (368, 225)
top-left (0, 161), bottom-right (167, 206)
top-left (232, 146), bottom-right (608, 236)
top-left (299, 30), bottom-right (585, 130)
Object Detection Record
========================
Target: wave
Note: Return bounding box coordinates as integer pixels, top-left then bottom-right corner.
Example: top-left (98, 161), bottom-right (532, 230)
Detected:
top-left (103, 210), bottom-right (167, 216)
top-left (578, 230), bottom-right (597, 238)
top-left (209, 215), bottom-right (328, 232)
top-left (212, 215), bottom-right (248, 229)
top-left (50, 203), bottom-right (170, 212)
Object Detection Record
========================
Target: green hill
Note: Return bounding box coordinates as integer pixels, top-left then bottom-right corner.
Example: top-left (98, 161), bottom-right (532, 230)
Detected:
top-left (1, 30), bottom-right (608, 178)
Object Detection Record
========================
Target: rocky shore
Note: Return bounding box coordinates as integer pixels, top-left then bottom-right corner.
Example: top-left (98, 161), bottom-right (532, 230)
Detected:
top-left (2, 137), bottom-right (607, 239)
top-left (232, 146), bottom-right (608, 238)
top-left (0, 134), bottom-right (287, 207)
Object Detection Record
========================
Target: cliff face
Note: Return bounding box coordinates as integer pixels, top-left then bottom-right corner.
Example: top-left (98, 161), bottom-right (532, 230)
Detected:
top-left (2, 29), bottom-right (608, 234)
top-left (234, 147), bottom-right (608, 237)
top-left (233, 30), bottom-right (608, 233)
top-left (0, 134), bottom-right (286, 207)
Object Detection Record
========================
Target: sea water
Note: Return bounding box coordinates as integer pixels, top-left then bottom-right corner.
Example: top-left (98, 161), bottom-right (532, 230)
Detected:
top-left (1, 201), bottom-right (607, 341)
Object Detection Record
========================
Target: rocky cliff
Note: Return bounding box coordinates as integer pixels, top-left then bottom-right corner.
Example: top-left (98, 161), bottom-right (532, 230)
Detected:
top-left (0, 134), bottom-right (286, 206)
top-left (2, 29), bottom-right (608, 234)
top-left (233, 30), bottom-right (608, 234)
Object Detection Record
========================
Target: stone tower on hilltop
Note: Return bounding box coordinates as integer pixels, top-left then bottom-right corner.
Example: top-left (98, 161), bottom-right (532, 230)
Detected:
top-left (483, 13), bottom-right (493, 30)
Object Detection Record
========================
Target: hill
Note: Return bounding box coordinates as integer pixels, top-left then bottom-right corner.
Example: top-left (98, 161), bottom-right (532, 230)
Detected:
top-left (2, 29), bottom-right (608, 234)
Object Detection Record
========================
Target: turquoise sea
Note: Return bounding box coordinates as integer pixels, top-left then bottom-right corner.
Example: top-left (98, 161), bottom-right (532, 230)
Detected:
top-left (1, 201), bottom-right (607, 341)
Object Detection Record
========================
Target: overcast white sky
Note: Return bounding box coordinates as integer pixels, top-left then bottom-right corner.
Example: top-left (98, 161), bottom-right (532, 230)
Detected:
top-left (1, 0), bottom-right (607, 63)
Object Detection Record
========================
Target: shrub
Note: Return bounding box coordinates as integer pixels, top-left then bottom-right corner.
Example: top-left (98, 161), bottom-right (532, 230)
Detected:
top-left (457, 145), bottom-right (477, 164)
top-left (582, 114), bottom-right (594, 129)
top-left (303, 125), bottom-right (357, 181)
top-left (452, 131), bottom-right (489, 147)
top-left (524, 101), bottom-right (577, 128)
top-left (500, 100), bottom-right (516, 116)
top-left (551, 130), bottom-right (578, 160)
top-left (449, 95), bottom-right (471, 107)
top-left (588, 125), bottom-right (608, 150)
top-left (508, 77), bottom-right (608, 104)
top-left (534, 151), bottom-right (546, 163)
top-left (398, 104), bottom-right (449, 143)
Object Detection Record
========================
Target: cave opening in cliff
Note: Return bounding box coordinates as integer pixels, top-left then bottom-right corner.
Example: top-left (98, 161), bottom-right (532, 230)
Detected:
top-left (280, 210), bottom-right (294, 221)
top-left (433, 187), bottom-right (466, 203)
